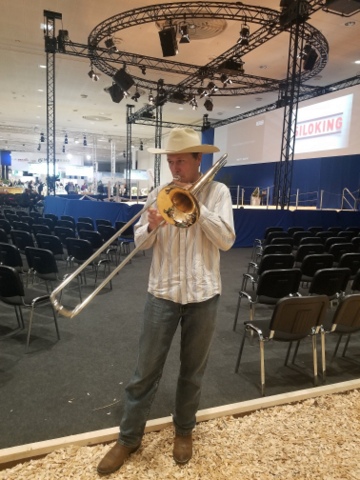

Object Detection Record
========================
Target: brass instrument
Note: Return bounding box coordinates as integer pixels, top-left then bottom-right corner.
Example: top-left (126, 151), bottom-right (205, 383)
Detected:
top-left (50, 153), bottom-right (227, 318)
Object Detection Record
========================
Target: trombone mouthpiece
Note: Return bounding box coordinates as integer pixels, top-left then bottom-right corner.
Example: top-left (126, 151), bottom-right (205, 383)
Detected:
top-left (172, 175), bottom-right (181, 182)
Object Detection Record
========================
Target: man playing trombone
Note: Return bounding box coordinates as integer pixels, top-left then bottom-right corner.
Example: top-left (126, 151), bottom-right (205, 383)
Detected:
top-left (97, 127), bottom-right (235, 475)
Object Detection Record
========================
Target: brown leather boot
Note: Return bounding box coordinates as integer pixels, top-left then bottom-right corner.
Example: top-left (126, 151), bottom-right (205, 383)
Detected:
top-left (97, 442), bottom-right (140, 475)
top-left (173, 434), bottom-right (193, 464)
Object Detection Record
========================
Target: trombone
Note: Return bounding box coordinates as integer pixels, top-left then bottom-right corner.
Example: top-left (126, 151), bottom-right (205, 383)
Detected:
top-left (50, 153), bottom-right (228, 318)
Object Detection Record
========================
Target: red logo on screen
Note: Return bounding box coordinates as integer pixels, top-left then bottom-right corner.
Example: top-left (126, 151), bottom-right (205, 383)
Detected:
top-left (296, 113), bottom-right (343, 139)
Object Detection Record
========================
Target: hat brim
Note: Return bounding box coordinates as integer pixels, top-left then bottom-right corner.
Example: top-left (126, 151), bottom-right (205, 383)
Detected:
top-left (147, 144), bottom-right (220, 154)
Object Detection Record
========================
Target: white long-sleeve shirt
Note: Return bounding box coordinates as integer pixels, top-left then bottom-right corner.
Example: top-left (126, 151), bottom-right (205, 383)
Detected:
top-left (134, 180), bottom-right (235, 305)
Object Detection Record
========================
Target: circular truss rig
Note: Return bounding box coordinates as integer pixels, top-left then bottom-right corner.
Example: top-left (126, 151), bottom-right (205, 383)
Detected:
top-left (87, 1), bottom-right (329, 104)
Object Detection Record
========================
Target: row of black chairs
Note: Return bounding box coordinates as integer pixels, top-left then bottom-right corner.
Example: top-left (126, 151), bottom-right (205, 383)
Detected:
top-left (253, 225), bottom-right (360, 260)
top-left (234, 293), bottom-right (360, 396)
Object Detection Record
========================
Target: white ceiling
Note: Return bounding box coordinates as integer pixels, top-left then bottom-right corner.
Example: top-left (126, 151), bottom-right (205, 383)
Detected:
top-left (0, 0), bottom-right (359, 164)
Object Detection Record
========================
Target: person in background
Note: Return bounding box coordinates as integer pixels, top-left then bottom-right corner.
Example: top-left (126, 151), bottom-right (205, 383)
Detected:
top-left (97, 127), bottom-right (235, 475)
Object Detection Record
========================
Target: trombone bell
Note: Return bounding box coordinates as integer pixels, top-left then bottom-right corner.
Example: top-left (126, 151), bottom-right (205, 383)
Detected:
top-left (157, 185), bottom-right (200, 228)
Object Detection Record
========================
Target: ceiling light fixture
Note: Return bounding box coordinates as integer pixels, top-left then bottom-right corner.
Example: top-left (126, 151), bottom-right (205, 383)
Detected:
top-left (238, 22), bottom-right (250, 46)
top-left (105, 37), bottom-right (118, 53)
top-left (40, 132), bottom-right (45, 143)
top-left (83, 135), bottom-right (87, 147)
top-left (140, 65), bottom-right (147, 75)
top-left (88, 66), bottom-right (99, 81)
top-left (189, 96), bottom-right (198, 110)
top-left (131, 86), bottom-right (141, 102)
top-left (206, 81), bottom-right (218, 95)
top-left (179, 25), bottom-right (190, 43)
top-left (64, 133), bottom-right (68, 144)
top-left (148, 90), bottom-right (154, 105)
top-left (220, 73), bottom-right (232, 87)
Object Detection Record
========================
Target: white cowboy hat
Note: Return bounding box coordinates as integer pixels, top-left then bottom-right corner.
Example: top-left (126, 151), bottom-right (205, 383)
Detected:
top-left (147, 127), bottom-right (219, 154)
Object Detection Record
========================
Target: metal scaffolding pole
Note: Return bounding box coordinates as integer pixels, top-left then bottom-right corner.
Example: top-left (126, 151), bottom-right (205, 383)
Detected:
top-left (126, 104), bottom-right (134, 194)
top-left (274, 1), bottom-right (308, 209)
top-left (44, 10), bottom-right (61, 195)
top-left (154, 105), bottom-right (163, 187)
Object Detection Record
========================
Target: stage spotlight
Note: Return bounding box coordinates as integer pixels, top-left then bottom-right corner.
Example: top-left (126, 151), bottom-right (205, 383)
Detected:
top-left (64, 133), bottom-right (68, 145)
top-left (62, 144), bottom-right (65, 153)
top-left (189, 96), bottom-right (198, 110)
top-left (202, 113), bottom-right (211, 132)
top-left (139, 140), bottom-right (144, 151)
top-left (148, 90), bottom-right (154, 105)
top-left (131, 87), bottom-right (141, 102)
top-left (107, 84), bottom-right (124, 103)
top-left (204, 98), bottom-right (213, 112)
top-left (88, 67), bottom-right (99, 81)
top-left (37, 143), bottom-right (41, 151)
top-left (105, 37), bottom-right (118, 53)
top-left (206, 81), bottom-right (218, 95)
top-left (40, 132), bottom-right (45, 143)
top-left (140, 65), bottom-right (147, 75)
top-left (220, 74), bottom-right (232, 87)
top-left (113, 67), bottom-right (135, 92)
top-left (197, 87), bottom-right (206, 98)
top-left (238, 23), bottom-right (250, 46)
top-left (83, 135), bottom-right (87, 147)
top-left (179, 25), bottom-right (190, 44)
top-left (158, 26), bottom-right (178, 57)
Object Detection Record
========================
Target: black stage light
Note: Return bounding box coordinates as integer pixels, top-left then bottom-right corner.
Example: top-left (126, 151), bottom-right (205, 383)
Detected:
top-left (83, 135), bottom-right (87, 147)
top-left (88, 68), bottom-right (99, 81)
top-left (64, 133), bottom-right (68, 145)
top-left (204, 98), bottom-right (213, 112)
top-left (140, 65), bottom-right (147, 75)
top-left (37, 143), bottom-right (41, 151)
top-left (179, 25), bottom-right (190, 44)
top-left (62, 144), bottom-right (65, 153)
top-left (108, 84), bottom-right (124, 103)
top-left (113, 68), bottom-right (135, 92)
top-left (40, 132), bottom-right (45, 143)
top-left (158, 26), bottom-right (178, 57)
top-left (131, 88), bottom-right (141, 102)
top-left (105, 38), bottom-right (117, 53)
top-left (220, 74), bottom-right (232, 87)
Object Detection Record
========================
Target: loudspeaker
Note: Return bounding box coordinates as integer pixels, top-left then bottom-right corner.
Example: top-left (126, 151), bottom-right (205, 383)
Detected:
top-left (303, 48), bottom-right (318, 72)
top-left (113, 68), bottom-right (135, 92)
top-left (324, 0), bottom-right (360, 16)
top-left (108, 84), bottom-right (124, 103)
top-left (158, 27), bottom-right (178, 57)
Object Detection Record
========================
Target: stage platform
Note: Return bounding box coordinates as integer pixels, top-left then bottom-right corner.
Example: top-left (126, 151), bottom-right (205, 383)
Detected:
top-left (43, 196), bottom-right (360, 248)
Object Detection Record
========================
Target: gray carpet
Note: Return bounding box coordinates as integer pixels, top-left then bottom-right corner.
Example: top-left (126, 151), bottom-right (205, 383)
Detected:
top-left (0, 247), bottom-right (359, 449)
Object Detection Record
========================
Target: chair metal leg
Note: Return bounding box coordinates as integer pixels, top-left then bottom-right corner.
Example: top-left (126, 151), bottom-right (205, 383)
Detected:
top-left (52, 307), bottom-right (60, 340)
top-left (284, 342), bottom-right (293, 366)
top-left (260, 340), bottom-right (265, 396)
top-left (320, 329), bottom-right (326, 383)
top-left (233, 295), bottom-right (242, 331)
top-left (312, 334), bottom-right (318, 386)
top-left (25, 307), bottom-right (35, 352)
top-left (342, 334), bottom-right (351, 357)
top-left (332, 334), bottom-right (343, 359)
top-left (235, 329), bottom-right (247, 373)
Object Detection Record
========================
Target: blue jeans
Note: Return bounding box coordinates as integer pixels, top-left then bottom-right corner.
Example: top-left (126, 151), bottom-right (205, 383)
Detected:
top-left (118, 293), bottom-right (219, 447)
